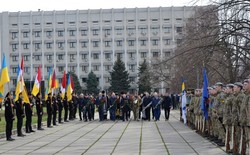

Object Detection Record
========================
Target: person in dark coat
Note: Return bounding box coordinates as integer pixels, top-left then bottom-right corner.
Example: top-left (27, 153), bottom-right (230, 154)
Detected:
top-left (52, 94), bottom-right (58, 126)
top-left (57, 92), bottom-right (63, 124)
top-left (4, 92), bottom-right (15, 141)
top-left (78, 93), bottom-right (84, 121)
top-left (63, 95), bottom-right (69, 122)
top-left (162, 92), bottom-right (172, 121)
top-left (25, 92), bottom-right (35, 133)
top-left (35, 92), bottom-right (44, 130)
top-left (46, 93), bottom-right (53, 128)
top-left (142, 92), bottom-right (152, 121)
top-left (15, 93), bottom-right (26, 137)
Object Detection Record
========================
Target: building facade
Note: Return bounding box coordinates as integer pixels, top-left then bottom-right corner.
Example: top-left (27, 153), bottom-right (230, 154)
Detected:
top-left (0, 7), bottom-right (199, 93)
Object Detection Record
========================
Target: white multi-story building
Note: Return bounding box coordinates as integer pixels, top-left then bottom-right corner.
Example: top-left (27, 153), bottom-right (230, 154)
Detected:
top-left (0, 6), bottom-right (200, 93)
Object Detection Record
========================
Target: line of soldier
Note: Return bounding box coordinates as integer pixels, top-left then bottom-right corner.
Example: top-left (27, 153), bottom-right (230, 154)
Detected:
top-left (185, 79), bottom-right (250, 155)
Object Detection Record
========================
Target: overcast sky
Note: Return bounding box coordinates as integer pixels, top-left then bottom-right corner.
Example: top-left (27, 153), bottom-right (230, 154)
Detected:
top-left (0, 0), bottom-right (210, 12)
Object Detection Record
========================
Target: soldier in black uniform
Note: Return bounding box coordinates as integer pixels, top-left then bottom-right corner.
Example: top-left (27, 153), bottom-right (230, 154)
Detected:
top-left (73, 93), bottom-right (78, 119)
top-left (52, 94), bottom-right (58, 126)
top-left (57, 92), bottom-right (63, 124)
top-left (4, 92), bottom-right (15, 141)
top-left (35, 92), bottom-right (44, 130)
top-left (15, 93), bottom-right (26, 137)
top-left (46, 93), bottom-right (53, 128)
top-left (63, 95), bottom-right (69, 122)
top-left (25, 92), bottom-right (35, 133)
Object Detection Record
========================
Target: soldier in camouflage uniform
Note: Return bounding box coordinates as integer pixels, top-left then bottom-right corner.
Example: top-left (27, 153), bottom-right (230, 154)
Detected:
top-left (223, 84), bottom-right (234, 152)
top-left (208, 86), bottom-right (216, 140)
top-left (213, 82), bottom-right (226, 146)
top-left (194, 89), bottom-right (202, 132)
top-left (239, 79), bottom-right (250, 155)
top-left (232, 82), bottom-right (244, 154)
top-left (188, 92), bottom-right (195, 129)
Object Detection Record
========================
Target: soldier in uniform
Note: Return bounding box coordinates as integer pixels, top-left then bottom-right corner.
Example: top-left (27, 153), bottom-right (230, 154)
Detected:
top-left (194, 89), bottom-right (201, 131)
top-left (52, 94), bottom-right (58, 126)
top-left (120, 92), bottom-right (130, 121)
top-left (46, 93), bottom-right (53, 128)
top-left (4, 92), bottom-right (15, 141)
top-left (96, 93), bottom-right (104, 121)
top-left (223, 84), bottom-right (234, 152)
top-left (213, 82), bottom-right (226, 146)
top-left (232, 82), bottom-right (244, 154)
top-left (63, 95), bottom-right (69, 122)
top-left (162, 92), bottom-right (172, 121)
top-left (57, 92), bottom-right (63, 124)
top-left (239, 78), bottom-right (250, 155)
top-left (108, 92), bottom-right (117, 121)
top-left (69, 93), bottom-right (74, 121)
top-left (132, 94), bottom-right (141, 121)
top-left (25, 92), bottom-right (35, 133)
top-left (15, 93), bottom-right (26, 137)
top-left (142, 92), bottom-right (152, 121)
top-left (207, 86), bottom-right (216, 140)
top-left (78, 93), bottom-right (84, 121)
top-left (35, 92), bottom-right (44, 130)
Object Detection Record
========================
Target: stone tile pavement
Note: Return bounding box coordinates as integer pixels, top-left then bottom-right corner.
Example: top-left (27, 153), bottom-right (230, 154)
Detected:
top-left (0, 110), bottom-right (227, 155)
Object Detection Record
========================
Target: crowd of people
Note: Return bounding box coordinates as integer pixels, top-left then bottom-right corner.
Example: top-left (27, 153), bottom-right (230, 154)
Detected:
top-left (182, 78), bottom-right (250, 155)
top-left (2, 90), bottom-right (176, 142)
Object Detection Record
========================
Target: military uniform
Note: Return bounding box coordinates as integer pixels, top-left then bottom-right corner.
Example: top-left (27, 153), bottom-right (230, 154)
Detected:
top-left (63, 96), bottom-right (69, 122)
top-left (24, 96), bottom-right (35, 133)
top-left (52, 95), bottom-right (58, 125)
top-left (57, 94), bottom-right (63, 123)
top-left (15, 97), bottom-right (25, 137)
top-left (4, 95), bottom-right (15, 141)
top-left (35, 95), bottom-right (44, 130)
top-left (46, 95), bottom-right (53, 128)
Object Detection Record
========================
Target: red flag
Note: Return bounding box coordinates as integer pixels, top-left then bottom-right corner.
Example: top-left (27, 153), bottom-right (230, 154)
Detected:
top-left (37, 65), bottom-right (41, 82)
top-left (70, 75), bottom-right (74, 90)
top-left (21, 56), bottom-right (24, 71)
top-left (51, 70), bottom-right (56, 88)
top-left (62, 71), bottom-right (66, 88)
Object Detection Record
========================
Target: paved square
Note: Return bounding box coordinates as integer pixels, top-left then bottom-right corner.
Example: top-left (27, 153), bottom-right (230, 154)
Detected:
top-left (0, 110), bottom-right (227, 155)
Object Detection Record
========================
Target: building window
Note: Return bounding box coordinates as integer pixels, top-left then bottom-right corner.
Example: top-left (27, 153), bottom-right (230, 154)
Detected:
top-left (58, 66), bottom-right (64, 72)
top-left (35, 43), bottom-right (41, 50)
top-left (164, 51), bottom-right (171, 57)
top-left (12, 67), bottom-right (18, 73)
top-left (69, 66), bottom-right (76, 72)
top-left (23, 32), bottom-right (29, 38)
top-left (116, 53), bottom-right (123, 59)
top-left (23, 43), bottom-right (30, 49)
top-left (93, 41), bottom-right (99, 47)
top-left (92, 29), bottom-right (99, 35)
top-left (105, 41), bottom-right (111, 47)
top-left (140, 40), bottom-right (147, 46)
top-left (46, 31), bottom-right (52, 38)
top-left (12, 56), bottom-right (18, 62)
top-left (46, 42), bottom-right (52, 49)
top-left (58, 30), bottom-right (64, 37)
top-left (164, 39), bottom-right (171, 45)
top-left (104, 77), bottom-right (110, 83)
top-left (81, 54), bottom-right (88, 59)
top-left (69, 42), bottom-right (76, 48)
top-left (81, 41), bottom-right (88, 48)
top-left (152, 39), bottom-right (159, 46)
top-left (151, 27), bottom-right (159, 35)
top-left (58, 42), bottom-right (64, 49)
top-left (82, 78), bottom-right (87, 83)
top-left (93, 53), bottom-right (99, 59)
top-left (116, 40), bottom-right (123, 46)
top-left (34, 31), bottom-right (41, 37)
top-left (105, 53), bottom-right (111, 59)
top-left (58, 54), bottom-right (64, 60)
top-left (127, 28), bottom-right (135, 35)
top-left (129, 53), bottom-right (135, 59)
top-left (23, 55), bottom-right (29, 61)
top-left (70, 54), bottom-right (76, 62)
top-left (81, 30), bottom-right (87, 36)
top-left (11, 32), bottom-right (18, 39)
top-left (69, 30), bottom-right (76, 36)
top-left (163, 27), bottom-right (171, 33)
top-left (104, 29), bottom-right (111, 35)
top-left (129, 64), bottom-right (135, 71)
top-left (92, 65), bottom-right (99, 71)
top-left (176, 27), bottom-right (183, 33)
top-left (12, 44), bottom-right (18, 51)
top-left (34, 55), bottom-right (41, 61)
top-left (141, 52), bottom-right (147, 58)
top-left (115, 28), bottom-right (123, 35)
top-left (128, 40), bottom-right (135, 46)
top-left (104, 65), bottom-right (112, 71)
top-left (47, 55), bottom-right (53, 61)
top-left (139, 28), bottom-right (147, 35)
top-left (153, 52), bottom-right (159, 58)
top-left (129, 77), bottom-right (136, 83)
top-left (24, 67), bottom-right (30, 73)
top-left (82, 66), bottom-right (88, 72)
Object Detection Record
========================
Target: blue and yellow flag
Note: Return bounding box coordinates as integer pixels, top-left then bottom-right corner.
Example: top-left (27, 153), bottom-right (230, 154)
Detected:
top-left (0, 54), bottom-right (10, 98)
top-left (66, 74), bottom-right (72, 101)
top-left (181, 79), bottom-right (187, 124)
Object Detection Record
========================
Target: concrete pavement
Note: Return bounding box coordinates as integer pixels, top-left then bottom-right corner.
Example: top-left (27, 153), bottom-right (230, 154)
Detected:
top-left (0, 110), bottom-right (227, 155)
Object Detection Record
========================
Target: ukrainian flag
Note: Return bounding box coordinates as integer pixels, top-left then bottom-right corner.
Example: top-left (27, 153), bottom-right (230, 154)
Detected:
top-left (0, 54), bottom-right (10, 98)
top-left (66, 74), bottom-right (72, 101)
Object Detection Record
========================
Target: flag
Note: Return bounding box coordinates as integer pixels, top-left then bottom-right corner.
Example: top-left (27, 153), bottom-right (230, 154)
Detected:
top-left (31, 65), bottom-right (41, 96)
top-left (15, 57), bottom-right (30, 104)
top-left (45, 68), bottom-right (52, 100)
top-left (60, 71), bottom-right (66, 99)
top-left (51, 70), bottom-right (56, 94)
top-left (70, 75), bottom-right (74, 90)
top-left (201, 68), bottom-right (209, 120)
top-left (55, 79), bottom-right (59, 89)
top-left (66, 74), bottom-right (72, 101)
top-left (0, 54), bottom-right (10, 98)
top-left (181, 79), bottom-right (187, 124)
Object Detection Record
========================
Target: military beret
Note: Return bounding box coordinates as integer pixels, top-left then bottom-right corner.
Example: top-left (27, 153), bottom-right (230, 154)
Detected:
top-left (226, 84), bottom-right (234, 88)
top-left (208, 87), bottom-right (213, 90)
top-left (244, 79), bottom-right (250, 83)
top-left (215, 82), bottom-right (223, 86)
top-left (234, 82), bottom-right (243, 88)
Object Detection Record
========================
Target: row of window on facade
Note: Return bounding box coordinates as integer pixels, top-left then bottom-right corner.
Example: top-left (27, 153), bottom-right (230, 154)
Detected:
top-left (10, 26), bottom-right (183, 39)
top-left (11, 38), bottom-right (181, 51)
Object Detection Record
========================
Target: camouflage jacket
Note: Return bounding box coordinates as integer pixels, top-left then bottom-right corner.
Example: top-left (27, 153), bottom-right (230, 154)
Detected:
top-left (239, 92), bottom-right (250, 126)
top-left (213, 91), bottom-right (225, 118)
top-left (194, 96), bottom-right (202, 115)
top-left (223, 94), bottom-right (234, 125)
top-left (232, 92), bottom-right (245, 126)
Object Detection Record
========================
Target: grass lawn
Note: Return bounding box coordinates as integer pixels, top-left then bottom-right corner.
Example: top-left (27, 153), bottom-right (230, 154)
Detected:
top-left (0, 108), bottom-right (48, 133)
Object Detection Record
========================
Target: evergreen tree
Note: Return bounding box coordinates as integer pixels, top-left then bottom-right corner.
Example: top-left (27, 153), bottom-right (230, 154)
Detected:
top-left (138, 59), bottom-right (151, 94)
top-left (109, 57), bottom-right (130, 93)
top-left (68, 72), bottom-right (82, 95)
top-left (86, 71), bottom-right (99, 95)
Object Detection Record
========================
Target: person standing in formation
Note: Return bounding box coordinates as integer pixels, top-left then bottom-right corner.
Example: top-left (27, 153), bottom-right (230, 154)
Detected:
top-left (4, 92), bottom-right (15, 141)
top-left (162, 92), bottom-right (172, 121)
top-left (15, 93), bottom-right (26, 137)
